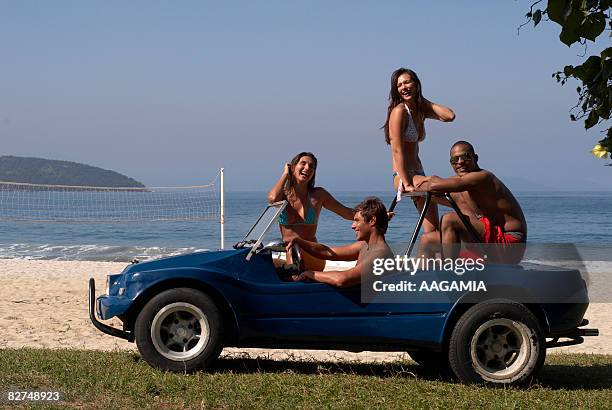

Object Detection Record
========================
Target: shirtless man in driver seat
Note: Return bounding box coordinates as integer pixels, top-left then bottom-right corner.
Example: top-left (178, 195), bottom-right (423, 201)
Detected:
top-left (287, 197), bottom-right (393, 287)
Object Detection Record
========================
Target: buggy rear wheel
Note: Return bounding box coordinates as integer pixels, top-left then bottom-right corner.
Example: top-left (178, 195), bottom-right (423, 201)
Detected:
top-left (448, 299), bottom-right (545, 385)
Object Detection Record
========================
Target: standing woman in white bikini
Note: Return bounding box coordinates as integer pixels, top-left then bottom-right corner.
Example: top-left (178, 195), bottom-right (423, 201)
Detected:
top-left (383, 68), bottom-right (455, 234)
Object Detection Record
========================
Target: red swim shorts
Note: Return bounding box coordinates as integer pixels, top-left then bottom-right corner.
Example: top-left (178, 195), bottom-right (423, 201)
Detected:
top-left (480, 216), bottom-right (524, 244)
top-left (478, 216), bottom-right (526, 264)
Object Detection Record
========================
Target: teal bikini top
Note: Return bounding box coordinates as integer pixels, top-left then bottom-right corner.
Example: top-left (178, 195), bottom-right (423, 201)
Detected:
top-left (279, 198), bottom-right (318, 226)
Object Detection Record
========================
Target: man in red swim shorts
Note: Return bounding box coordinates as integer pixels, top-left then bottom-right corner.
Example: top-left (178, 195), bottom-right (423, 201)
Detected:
top-left (415, 141), bottom-right (527, 264)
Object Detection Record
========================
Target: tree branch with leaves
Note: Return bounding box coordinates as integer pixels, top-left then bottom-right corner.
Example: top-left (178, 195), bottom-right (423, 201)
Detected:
top-left (522, 0), bottom-right (611, 164)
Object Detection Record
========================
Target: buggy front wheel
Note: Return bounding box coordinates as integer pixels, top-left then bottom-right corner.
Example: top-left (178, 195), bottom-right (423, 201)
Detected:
top-left (134, 288), bottom-right (223, 372)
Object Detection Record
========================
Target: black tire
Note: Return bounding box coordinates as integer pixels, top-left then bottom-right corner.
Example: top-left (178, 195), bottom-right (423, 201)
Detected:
top-left (448, 299), bottom-right (546, 385)
top-left (134, 288), bottom-right (223, 372)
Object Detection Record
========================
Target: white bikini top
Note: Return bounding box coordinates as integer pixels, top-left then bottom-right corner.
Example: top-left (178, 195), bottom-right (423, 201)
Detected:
top-left (403, 104), bottom-right (425, 142)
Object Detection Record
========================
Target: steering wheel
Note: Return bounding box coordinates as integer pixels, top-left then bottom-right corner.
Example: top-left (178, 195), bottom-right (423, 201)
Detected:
top-left (290, 242), bottom-right (304, 273)
top-left (263, 240), bottom-right (287, 253)
top-left (264, 240), bottom-right (303, 271)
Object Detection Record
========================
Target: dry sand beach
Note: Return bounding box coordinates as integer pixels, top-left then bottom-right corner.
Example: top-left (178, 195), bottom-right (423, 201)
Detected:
top-left (0, 259), bottom-right (610, 362)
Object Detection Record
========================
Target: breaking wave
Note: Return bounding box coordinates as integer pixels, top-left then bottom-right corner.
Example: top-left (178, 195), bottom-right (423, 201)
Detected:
top-left (0, 243), bottom-right (209, 262)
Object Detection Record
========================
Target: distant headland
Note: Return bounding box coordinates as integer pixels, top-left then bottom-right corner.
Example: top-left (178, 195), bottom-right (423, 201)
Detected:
top-left (0, 156), bottom-right (145, 188)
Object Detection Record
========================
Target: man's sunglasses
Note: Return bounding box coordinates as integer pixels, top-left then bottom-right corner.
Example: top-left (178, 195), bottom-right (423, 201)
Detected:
top-left (450, 153), bottom-right (473, 165)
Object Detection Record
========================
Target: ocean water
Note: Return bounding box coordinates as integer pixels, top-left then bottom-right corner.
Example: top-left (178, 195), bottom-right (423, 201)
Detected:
top-left (0, 191), bottom-right (610, 262)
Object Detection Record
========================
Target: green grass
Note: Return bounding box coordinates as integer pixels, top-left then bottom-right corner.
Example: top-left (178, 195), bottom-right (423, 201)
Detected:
top-left (0, 349), bottom-right (611, 409)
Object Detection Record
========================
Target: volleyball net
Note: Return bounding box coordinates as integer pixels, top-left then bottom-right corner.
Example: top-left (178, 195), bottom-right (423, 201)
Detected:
top-left (0, 168), bottom-right (226, 247)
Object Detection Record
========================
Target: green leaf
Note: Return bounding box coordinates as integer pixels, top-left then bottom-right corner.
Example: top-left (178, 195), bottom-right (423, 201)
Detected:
top-left (560, 27), bottom-right (581, 46)
top-left (601, 59), bottom-right (612, 85)
top-left (585, 110), bottom-right (599, 128)
top-left (577, 12), bottom-right (607, 41)
top-left (564, 8), bottom-right (584, 32)
top-left (572, 56), bottom-right (602, 83)
top-left (564, 65), bottom-right (575, 76)
top-left (570, 65), bottom-right (586, 82)
top-left (533, 9), bottom-right (542, 26)
top-left (547, 0), bottom-right (569, 24)
top-left (600, 134), bottom-right (612, 152)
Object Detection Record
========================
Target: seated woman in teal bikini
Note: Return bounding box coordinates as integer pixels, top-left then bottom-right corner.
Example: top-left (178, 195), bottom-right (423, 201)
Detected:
top-left (267, 152), bottom-right (355, 271)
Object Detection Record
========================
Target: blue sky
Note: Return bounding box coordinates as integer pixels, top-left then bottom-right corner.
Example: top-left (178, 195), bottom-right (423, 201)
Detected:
top-left (1, 1), bottom-right (610, 191)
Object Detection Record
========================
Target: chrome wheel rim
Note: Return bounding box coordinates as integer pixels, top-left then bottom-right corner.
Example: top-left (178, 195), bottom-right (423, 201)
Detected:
top-left (151, 302), bottom-right (210, 361)
top-left (470, 318), bottom-right (532, 381)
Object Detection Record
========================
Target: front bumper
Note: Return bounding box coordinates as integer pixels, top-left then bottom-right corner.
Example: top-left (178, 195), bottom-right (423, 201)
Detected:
top-left (88, 278), bottom-right (134, 342)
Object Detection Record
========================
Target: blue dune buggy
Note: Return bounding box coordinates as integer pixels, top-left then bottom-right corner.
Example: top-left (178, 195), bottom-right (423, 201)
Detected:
top-left (89, 193), bottom-right (598, 385)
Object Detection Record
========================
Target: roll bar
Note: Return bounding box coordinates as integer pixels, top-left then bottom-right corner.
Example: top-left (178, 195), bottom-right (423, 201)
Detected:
top-left (388, 191), bottom-right (482, 258)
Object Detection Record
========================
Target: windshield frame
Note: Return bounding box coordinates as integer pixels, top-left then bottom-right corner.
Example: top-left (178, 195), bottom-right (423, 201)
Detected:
top-left (240, 200), bottom-right (287, 261)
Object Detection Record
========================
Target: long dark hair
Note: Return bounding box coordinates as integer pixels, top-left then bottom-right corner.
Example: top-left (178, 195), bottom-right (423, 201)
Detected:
top-left (382, 68), bottom-right (426, 144)
top-left (285, 152), bottom-right (318, 200)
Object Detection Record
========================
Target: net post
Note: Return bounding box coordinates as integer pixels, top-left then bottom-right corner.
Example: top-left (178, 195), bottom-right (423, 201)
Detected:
top-left (220, 168), bottom-right (225, 249)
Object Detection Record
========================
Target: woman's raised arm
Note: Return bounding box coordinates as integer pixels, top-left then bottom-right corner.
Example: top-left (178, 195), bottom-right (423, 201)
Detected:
top-left (267, 163), bottom-right (290, 203)
top-left (424, 99), bottom-right (455, 122)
